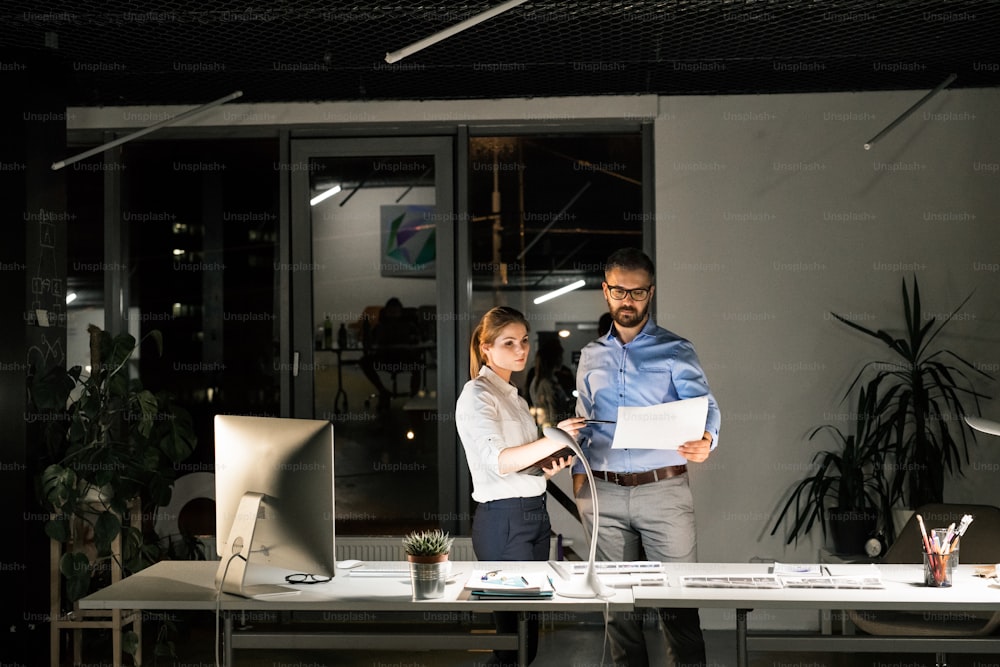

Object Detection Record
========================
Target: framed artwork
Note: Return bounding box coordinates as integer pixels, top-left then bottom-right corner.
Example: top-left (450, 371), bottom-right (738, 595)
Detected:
top-left (379, 204), bottom-right (436, 278)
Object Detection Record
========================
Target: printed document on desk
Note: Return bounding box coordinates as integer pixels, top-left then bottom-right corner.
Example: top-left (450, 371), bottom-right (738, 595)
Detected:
top-left (612, 396), bottom-right (709, 449)
top-left (466, 569), bottom-right (553, 598)
top-left (681, 563), bottom-right (884, 589)
top-left (787, 562), bottom-right (884, 588)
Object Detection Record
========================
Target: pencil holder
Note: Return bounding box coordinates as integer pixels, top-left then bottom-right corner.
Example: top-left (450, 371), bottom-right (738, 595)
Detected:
top-left (923, 528), bottom-right (958, 587)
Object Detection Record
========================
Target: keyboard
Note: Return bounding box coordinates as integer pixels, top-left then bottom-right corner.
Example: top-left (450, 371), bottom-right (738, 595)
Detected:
top-left (348, 562), bottom-right (411, 577)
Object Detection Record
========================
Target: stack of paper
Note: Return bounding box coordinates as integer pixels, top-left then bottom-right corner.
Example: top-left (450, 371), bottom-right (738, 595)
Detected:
top-left (465, 569), bottom-right (554, 599)
top-left (774, 562), bottom-right (884, 588)
top-left (779, 575), bottom-right (883, 589)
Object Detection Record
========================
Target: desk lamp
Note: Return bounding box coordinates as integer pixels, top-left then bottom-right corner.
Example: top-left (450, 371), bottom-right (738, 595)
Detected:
top-left (543, 427), bottom-right (612, 599)
top-left (965, 415), bottom-right (1000, 437)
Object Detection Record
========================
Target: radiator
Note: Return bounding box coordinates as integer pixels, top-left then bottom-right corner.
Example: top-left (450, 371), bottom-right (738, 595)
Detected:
top-left (336, 536), bottom-right (477, 562)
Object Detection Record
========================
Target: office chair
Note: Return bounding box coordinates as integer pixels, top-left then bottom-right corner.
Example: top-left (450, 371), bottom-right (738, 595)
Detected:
top-left (848, 503), bottom-right (1000, 663)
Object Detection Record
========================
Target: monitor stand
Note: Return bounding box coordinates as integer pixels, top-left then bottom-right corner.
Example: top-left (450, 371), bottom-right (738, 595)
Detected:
top-left (215, 492), bottom-right (301, 598)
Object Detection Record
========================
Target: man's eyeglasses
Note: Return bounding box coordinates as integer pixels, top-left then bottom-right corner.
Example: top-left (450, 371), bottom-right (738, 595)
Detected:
top-left (606, 285), bottom-right (651, 301)
top-left (284, 573), bottom-right (332, 585)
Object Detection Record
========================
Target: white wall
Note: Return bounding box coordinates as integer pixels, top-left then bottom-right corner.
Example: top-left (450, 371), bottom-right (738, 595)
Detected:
top-left (654, 89), bottom-right (1000, 573)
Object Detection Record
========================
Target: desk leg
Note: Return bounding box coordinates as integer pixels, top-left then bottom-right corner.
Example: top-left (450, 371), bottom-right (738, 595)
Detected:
top-left (223, 612), bottom-right (233, 667)
top-left (735, 608), bottom-right (749, 667)
top-left (518, 612), bottom-right (528, 667)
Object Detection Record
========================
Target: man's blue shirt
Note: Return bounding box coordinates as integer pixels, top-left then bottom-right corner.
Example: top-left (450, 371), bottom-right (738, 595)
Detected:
top-left (574, 317), bottom-right (721, 473)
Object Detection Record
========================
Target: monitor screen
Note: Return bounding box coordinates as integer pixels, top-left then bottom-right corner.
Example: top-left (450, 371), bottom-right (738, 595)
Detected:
top-left (213, 415), bottom-right (335, 596)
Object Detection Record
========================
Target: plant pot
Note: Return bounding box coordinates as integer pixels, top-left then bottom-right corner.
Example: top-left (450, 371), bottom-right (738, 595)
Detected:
top-left (828, 508), bottom-right (878, 556)
top-left (406, 553), bottom-right (450, 600)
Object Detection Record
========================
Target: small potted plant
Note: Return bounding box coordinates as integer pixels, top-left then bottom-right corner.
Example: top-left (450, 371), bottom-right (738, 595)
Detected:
top-left (402, 528), bottom-right (453, 600)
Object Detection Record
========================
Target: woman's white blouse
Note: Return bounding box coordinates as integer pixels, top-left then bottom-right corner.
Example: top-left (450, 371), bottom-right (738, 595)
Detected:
top-left (455, 365), bottom-right (547, 503)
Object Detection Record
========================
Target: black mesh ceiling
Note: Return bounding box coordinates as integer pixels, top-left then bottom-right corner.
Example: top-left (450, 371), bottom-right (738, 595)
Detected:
top-left (3, 1), bottom-right (999, 106)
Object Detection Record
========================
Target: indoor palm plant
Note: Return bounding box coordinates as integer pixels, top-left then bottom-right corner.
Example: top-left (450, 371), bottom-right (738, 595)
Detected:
top-left (831, 276), bottom-right (991, 510)
top-left (32, 326), bottom-right (197, 603)
top-left (771, 386), bottom-right (894, 553)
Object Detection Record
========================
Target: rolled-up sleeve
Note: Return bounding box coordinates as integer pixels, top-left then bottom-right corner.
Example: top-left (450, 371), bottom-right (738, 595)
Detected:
top-left (455, 367), bottom-right (548, 503)
top-left (456, 385), bottom-right (505, 476)
top-left (672, 341), bottom-right (721, 448)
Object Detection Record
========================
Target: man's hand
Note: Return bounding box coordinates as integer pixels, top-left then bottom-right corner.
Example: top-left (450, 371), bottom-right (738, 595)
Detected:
top-left (572, 473), bottom-right (586, 496)
top-left (677, 431), bottom-right (714, 463)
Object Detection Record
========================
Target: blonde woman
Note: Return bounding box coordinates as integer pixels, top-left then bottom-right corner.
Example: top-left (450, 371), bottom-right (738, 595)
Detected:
top-left (455, 305), bottom-right (583, 665)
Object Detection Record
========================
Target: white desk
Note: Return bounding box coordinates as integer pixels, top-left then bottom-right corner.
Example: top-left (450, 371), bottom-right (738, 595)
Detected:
top-left (80, 560), bottom-right (633, 666)
top-left (633, 563), bottom-right (1000, 667)
top-left (80, 561), bottom-right (1000, 667)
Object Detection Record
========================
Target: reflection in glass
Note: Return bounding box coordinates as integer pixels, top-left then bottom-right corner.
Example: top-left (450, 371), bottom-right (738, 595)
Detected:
top-left (125, 139), bottom-right (280, 471)
top-left (468, 133), bottom-right (643, 408)
top-left (309, 154), bottom-right (439, 535)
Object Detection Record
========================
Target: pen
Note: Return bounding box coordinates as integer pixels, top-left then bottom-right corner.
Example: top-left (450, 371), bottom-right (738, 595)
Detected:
top-left (916, 514), bottom-right (934, 554)
top-left (584, 419), bottom-right (616, 424)
top-left (941, 522), bottom-right (956, 552)
top-left (521, 576), bottom-right (530, 586)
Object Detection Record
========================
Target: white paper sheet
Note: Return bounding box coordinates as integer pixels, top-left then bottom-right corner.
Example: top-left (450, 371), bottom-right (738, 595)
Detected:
top-left (610, 396), bottom-right (709, 449)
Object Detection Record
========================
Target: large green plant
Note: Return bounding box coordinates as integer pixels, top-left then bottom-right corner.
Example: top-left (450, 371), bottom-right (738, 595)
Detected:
top-left (771, 387), bottom-right (891, 545)
top-left (32, 327), bottom-right (197, 603)
top-left (832, 276), bottom-right (991, 509)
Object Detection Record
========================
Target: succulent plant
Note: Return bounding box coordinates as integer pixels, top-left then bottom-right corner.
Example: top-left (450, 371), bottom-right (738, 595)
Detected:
top-left (401, 529), bottom-right (453, 557)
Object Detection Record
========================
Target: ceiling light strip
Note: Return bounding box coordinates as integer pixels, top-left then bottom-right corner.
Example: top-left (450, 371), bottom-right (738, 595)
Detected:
top-left (864, 73), bottom-right (956, 150)
top-left (310, 184), bottom-right (342, 206)
top-left (51, 91), bottom-right (244, 170)
top-left (384, 0), bottom-right (528, 64)
top-left (533, 279), bottom-right (587, 305)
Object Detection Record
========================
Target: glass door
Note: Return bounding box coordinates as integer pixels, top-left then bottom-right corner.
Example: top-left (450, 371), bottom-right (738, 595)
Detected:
top-left (289, 137), bottom-right (455, 536)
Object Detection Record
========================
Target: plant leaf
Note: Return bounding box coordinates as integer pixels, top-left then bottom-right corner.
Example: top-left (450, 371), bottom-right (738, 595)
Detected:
top-left (41, 465), bottom-right (77, 512)
top-left (134, 389), bottom-right (159, 438)
top-left (30, 364), bottom-right (76, 412)
top-left (45, 517), bottom-right (69, 543)
top-left (94, 511), bottom-right (122, 557)
top-left (60, 552), bottom-right (92, 601)
top-left (122, 630), bottom-right (140, 656)
top-left (159, 403), bottom-right (197, 462)
top-left (146, 329), bottom-right (164, 357)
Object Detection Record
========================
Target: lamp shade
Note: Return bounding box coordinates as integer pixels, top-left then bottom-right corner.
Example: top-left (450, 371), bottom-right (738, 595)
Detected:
top-left (965, 415), bottom-right (1000, 437)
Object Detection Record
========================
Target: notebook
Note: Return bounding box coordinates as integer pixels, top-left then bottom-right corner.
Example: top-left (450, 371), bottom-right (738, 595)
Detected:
top-left (465, 568), bottom-right (554, 598)
top-left (518, 447), bottom-right (575, 476)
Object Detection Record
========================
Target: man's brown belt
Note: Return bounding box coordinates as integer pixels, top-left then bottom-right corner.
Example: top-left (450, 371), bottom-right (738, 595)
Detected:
top-left (591, 465), bottom-right (688, 487)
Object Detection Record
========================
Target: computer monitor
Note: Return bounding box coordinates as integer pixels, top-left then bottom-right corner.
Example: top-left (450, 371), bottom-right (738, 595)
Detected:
top-left (213, 414), bottom-right (335, 597)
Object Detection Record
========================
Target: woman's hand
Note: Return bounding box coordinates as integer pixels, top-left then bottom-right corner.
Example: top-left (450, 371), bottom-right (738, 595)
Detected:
top-left (555, 416), bottom-right (586, 439)
top-left (542, 455), bottom-right (575, 479)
